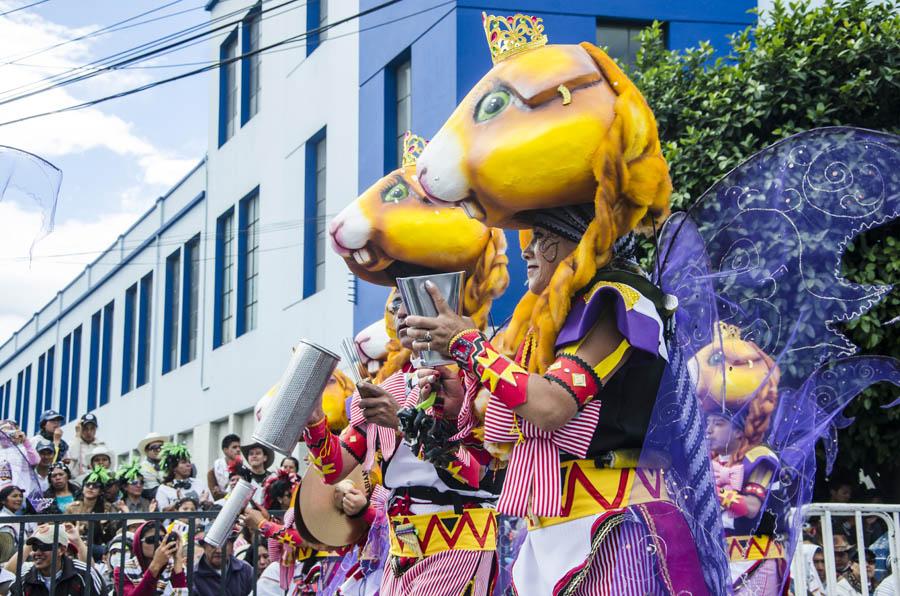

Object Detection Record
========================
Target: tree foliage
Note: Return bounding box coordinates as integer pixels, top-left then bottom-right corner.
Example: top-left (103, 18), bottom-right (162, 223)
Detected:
top-left (631, 0), bottom-right (900, 483)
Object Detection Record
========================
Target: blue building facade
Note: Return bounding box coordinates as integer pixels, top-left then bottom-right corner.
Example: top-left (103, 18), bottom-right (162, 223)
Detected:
top-left (354, 0), bottom-right (756, 331)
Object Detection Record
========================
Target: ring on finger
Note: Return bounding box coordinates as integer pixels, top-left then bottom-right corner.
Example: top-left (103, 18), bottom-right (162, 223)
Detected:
top-left (423, 331), bottom-right (433, 343)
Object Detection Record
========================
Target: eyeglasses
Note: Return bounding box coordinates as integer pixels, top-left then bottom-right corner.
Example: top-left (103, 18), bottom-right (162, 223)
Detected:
top-left (83, 483), bottom-right (101, 490)
top-left (126, 480), bottom-right (143, 486)
top-left (146, 444), bottom-right (162, 452)
top-left (142, 535), bottom-right (162, 545)
top-left (29, 542), bottom-right (55, 552)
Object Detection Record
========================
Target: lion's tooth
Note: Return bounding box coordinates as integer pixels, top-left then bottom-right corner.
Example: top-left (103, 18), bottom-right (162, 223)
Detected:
top-left (353, 249), bottom-right (370, 265)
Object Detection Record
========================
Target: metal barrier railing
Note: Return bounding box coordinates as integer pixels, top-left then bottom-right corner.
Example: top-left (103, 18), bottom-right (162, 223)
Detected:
top-left (0, 509), bottom-right (286, 595)
top-left (796, 503), bottom-right (900, 596)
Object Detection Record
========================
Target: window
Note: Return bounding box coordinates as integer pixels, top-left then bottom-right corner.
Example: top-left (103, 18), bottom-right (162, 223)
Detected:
top-left (394, 59), bottom-right (411, 168)
top-left (65, 325), bottom-right (81, 420)
top-left (303, 129), bottom-right (327, 298)
top-left (0, 380), bottom-right (9, 420)
top-left (238, 190), bottom-right (260, 336)
top-left (306, 0), bottom-right (327, 55)
top-left (98, 301), bottom-right (114, 406)
top-left (137, 273), bottom-right (153, 388)
top-left (163, 249), bottom-right (182, 374)
top-left (181, 235), bottom-right (201, 364)
top-left (218, 29), bottom-right (239, 146)
top-left (87, 310), bottom-right (101, 411)
top-left (215, 208), bottom-right (236, 347)
top-left (122, 284), bottom-right (138, 394)
top-left (242, 5), bottom-right (261, 124)
top-left (34, 347), bottom-right (54, 431)
top-left (595, 20), bottom-right (656, 69)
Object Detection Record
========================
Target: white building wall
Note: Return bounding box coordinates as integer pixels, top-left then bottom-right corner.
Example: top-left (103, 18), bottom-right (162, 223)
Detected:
top-left (0, 0), bottom-right (359, 478)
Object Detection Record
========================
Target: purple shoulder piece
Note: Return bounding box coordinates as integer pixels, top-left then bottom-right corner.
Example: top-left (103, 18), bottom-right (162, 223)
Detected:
top-left (556, 280), bottom-right (665, 359)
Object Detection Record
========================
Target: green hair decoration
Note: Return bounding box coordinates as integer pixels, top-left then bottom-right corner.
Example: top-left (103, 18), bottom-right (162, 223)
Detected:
top-left (84, 465), bottom-right (112, 486)
top-left (116, 460), bottom-right (142, 483)
top-left (159, 442), bottom-right (192, 473)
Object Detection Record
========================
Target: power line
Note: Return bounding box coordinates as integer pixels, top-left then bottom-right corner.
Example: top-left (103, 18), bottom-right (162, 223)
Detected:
top-left (0, 0), bottom-right (187, 66)
top-left (0, 0), bottom-right (50, 18)
top-left (0, 0), bottom-right (408, 128)
top-left (0, 0), bottom-right (304, 105)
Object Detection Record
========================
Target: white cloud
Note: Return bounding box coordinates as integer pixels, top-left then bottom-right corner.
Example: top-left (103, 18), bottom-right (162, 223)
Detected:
top-left (0, 5), bottom-right (195, 195)
top-left (0, 201), bottom-right (141, 344)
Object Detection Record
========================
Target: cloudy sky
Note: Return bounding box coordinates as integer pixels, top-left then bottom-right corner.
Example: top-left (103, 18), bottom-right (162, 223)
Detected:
top-left (0, 0), bottom-right (213, 344)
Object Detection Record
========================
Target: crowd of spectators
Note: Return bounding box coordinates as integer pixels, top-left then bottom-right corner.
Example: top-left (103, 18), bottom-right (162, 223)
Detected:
top-left (0, 411), bottom-right (295, 595)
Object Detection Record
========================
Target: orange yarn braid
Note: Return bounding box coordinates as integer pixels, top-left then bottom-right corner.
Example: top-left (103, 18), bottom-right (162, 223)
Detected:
top-left (506, 42), bottom-right (672, 373)
top-left (732, 347), bottom-right (780, 464)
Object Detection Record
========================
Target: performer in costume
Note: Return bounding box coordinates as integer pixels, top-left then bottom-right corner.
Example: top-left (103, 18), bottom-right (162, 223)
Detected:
top-left (304, 133), bottom-right (510, 596)
top-left (409, 13), bottom-right (713, 594)
top-left (696, 324), bottom-right (785, 593)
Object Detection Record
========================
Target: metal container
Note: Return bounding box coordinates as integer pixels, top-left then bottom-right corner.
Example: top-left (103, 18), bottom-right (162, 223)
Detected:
top-left (204, 479), bottom-right (255, 548)
top-left (252, 339), bottom-right (341, 455)
top-left (396, 271), bottom-right (465, 367)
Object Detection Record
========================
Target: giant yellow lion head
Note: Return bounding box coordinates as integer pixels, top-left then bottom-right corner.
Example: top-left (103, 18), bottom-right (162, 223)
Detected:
top-left (417, 18), bottom-right (670, 233)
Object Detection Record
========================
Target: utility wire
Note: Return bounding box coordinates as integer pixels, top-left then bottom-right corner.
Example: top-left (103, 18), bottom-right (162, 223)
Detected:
top-left (0, 0), bottom-right (50, 18)
top-left (0, 0), bottom-right (187, 66)
top-left (0, 0), bottom-right (405, 128)
top-left (0, 0), bottom-right (304, 105)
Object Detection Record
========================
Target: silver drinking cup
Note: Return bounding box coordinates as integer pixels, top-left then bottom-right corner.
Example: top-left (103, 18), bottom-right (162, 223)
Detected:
top-left (204, 479), bottom-right (255, 548)
top-left (252, 339), bottom-right (341, 455)
top-left (395, 271), bottom-right (465, 367)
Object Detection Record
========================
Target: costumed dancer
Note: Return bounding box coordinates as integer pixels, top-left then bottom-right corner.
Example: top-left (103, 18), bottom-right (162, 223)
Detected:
top-left (410, 13), bottom-right (717, 594)
top-left (303, 133), bottom-right (510, 595)
top-left (696, 324), bottom-right (785, 593)
top-left (656, 126), bottom-right (900, 595)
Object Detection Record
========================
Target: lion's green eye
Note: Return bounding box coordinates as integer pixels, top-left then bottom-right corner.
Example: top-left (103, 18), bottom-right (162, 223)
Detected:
top-left (382, 181), bottom-right (409, 204)
top-left (475, 89), bottom-right (511, 122)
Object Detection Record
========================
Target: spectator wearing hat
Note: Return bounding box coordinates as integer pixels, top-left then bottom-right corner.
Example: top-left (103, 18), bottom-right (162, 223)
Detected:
top-left (67, 414), bottom-right (104, 478)
top-left (113, 521), bottom-right (186, 596)
top-left (42, 463), bottom-right (77, 514)
top-left (136, 433), bottom-right (166, 499)
top-left (66, 466), bottom-right (120, 551)
top-left (33, 440), bottom-right (55, 493)
top-left (207, 434), bottom-right (241, 501)
top-left (8, 523), bottom-right (104, 595)
top-left (239, 442), bottom-right (274, 505)
top-left (31, 410), bottom-right (68, 465)
top-left (193, 528), bottom-right (254, 596)
top-left (154, 444), bottom-right (209, 512)
top-left (832, 532), bottom-right (864, 595)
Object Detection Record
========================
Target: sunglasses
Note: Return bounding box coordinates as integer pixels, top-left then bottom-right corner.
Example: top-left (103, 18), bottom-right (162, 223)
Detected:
top-left (126, 479), bottom-right (143, 486)
top-left (146, 444), bottom-right (163, 452)
top-left (83, 483), bottom-right (102, 490)
top-left (142, 535), bottom-right (163, 545)
top-left (29, 542), bottom-right (56, 552)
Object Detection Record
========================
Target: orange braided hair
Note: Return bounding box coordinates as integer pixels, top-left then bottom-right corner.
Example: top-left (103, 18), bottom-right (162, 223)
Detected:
top-left (731, 346), bottom-right (780, 464)
top-left (506, 42), bottom-right (672, 373)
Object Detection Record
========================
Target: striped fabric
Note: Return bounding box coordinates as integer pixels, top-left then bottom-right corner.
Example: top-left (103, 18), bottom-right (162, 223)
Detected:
top-left (349, 371), bottom-right (414, 469)
top-left (483, 398), bottom-right (600, 517)
top-left (380, 548), bottom-right (495, 596)
top-left (551, 516), bottom-right (668, 596)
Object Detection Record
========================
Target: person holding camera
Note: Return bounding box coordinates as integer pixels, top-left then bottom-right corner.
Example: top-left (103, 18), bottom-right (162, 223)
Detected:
top-left (112, 521), bottom-right (186, 596)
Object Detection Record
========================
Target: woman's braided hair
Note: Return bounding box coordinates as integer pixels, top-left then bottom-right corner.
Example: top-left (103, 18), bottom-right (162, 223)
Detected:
top-left (731, 345), bottom-right (780, 465)
top-left (505, 42), bottom-right (672, 373)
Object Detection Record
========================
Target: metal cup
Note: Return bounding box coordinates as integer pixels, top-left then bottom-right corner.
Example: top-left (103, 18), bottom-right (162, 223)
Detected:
top-left (204, 479), bottom-right (255, 548)
top-left (252, 339), bottom-right (341, 455)
top-left (395, 271), bottom-right (465, 367)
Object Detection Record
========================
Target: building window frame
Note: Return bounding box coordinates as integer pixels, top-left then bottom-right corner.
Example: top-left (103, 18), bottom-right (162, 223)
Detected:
top-left (384, 51), bottom-right (411, 173)
top-left (43, 347), bottom-right (54, 414)
top-left (100, 301), bottom-right (114, 405)
top-left (68, 327), bottom-right (82, 419)
top-left (218, 28), bottom-right (240, 147)
top-left (237, 187), bottom-right (260, 337)
top-left (136, 273), bottom-right (153, 388)
top-left (241, 3), bottom-right (262, 125)
top-left (214, 207), bottom-right (236, 348)
top-left (595, 18), bottom-right (664, 70)
top-left (122, 284), bottom-right (137, 394)
top-left (87, 310), bottom-right (102, 411)
top-left (306, 0), bottom-right (327, 56)
top-left (303, 127), bottom-right (327, 298)
top-left (35, 353), bottom-right (45, 434)
top-left (163, 249), bottom-right (182, 374)
top-left (181, 234), bottom-right (201, 364)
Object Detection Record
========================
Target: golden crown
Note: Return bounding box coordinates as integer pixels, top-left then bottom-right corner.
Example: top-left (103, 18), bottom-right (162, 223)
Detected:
top-left (401, 131), bottom-right (427, 167)
top-left (717, 321), bottom-right (743, 340)
top-left (482, 12), bottom-right (548, 64)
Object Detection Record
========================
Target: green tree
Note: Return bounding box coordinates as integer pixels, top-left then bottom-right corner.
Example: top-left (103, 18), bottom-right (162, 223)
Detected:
top-left (631, 0), bottom-right (900, 493)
